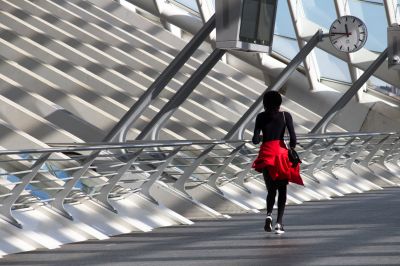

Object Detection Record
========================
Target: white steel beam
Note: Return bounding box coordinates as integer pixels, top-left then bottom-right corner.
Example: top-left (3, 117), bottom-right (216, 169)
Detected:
top-left (152, 0), bottom-right (172, 32)
top-left (122, 0), bottom-right (160, 16)
top-left (196, 0), bottom-right (216, 41)
top-left (153, 0), bottom-right (204, 34)
top-left (384, 0), bottom-right (400, 25)
top-left (196, 0), bottom-right (214, 24)
top-left (288, 0), bottom-right (321, 91)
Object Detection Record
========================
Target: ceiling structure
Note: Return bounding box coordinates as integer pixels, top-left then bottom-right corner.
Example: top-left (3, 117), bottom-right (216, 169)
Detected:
top-left (125, 0), bottom-right (400, 101)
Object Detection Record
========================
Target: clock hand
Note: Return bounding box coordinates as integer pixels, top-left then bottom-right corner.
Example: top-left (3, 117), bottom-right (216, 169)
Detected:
top-left (331, 34), bottom-right (350, 41)
top-left (345, 24), bottom-right (349, 37)
top-left (330, 32), bottom-right (352, 35)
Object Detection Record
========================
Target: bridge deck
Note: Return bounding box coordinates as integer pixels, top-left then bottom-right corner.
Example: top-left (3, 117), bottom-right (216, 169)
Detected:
top-left (3, 187), bottom-right (400, 266)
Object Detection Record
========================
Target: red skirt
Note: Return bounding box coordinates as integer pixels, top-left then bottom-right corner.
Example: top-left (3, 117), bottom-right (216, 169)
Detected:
top-left (252, 140), bottom-right (304, 186)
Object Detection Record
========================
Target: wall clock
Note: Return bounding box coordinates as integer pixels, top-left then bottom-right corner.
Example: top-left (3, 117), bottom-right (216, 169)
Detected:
top-left (329, 15), bottom-right (368, 53)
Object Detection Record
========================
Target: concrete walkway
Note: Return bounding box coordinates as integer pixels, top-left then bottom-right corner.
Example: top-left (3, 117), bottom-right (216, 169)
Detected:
top-left (2, 187), bottom-right (400, 266)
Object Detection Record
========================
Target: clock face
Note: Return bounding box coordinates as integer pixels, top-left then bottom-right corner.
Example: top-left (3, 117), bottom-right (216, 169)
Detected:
top-left (329, 16), bottom-right (368, 53)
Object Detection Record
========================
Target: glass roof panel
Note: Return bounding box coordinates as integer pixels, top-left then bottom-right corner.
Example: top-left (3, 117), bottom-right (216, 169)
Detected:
top-left (398, 1), bottom-right (400, 19)
top-left (272, 35), bottom-right (301, 61)
top-left (348, 0), bottom-right (387, 52)
top-left (274, 0), bottom-right (296, 38)
top-left (365, 0), bottom-right (383, 3)
top-left (174, 0), bottom-right (199, 12)
top-left (302, 0), bottom-right (337, 30)
top-left (369, 76), bottom-right (400, 100)
top-left (314, 48), bottom-right (352, 82)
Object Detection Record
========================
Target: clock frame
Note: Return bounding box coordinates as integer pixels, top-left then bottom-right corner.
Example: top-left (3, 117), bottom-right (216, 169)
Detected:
top-left (329, 15), bottom-right (368, 53)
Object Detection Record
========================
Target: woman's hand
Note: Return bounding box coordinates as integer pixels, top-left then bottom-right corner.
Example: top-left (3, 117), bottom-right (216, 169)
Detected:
top-left (252, 135), bottom-right (262, 144)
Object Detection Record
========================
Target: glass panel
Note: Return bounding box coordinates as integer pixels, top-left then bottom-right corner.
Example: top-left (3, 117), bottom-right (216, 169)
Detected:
top-left (302, 0), bottom-right (337, 30)
top-left (314, 48), bottom-right (352, 82)
top-left (239, 0), bottom-right (277, 46)
top-left (365, 0), bottom-right (383, 3)
top-left (349, 0), bottom-right (387, 52)
top-left (397, 1), bottom-right (400, 20)
top-left (272, 35), bottom-right (301, 62)
top-left (257, 0), bottom-right (276, 44)
top-left (240, 0), bottom-right (262, 42)
top-left (274, 0), bottom-right (296, 38)
top-left (368, 76), bottom-right (400, 100)
top-left (174, 0), bottom-right (199, 12)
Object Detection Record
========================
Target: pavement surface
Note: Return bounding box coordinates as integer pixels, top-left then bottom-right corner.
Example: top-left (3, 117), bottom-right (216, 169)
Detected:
top-left (2, 187), bottom-right (400, 266)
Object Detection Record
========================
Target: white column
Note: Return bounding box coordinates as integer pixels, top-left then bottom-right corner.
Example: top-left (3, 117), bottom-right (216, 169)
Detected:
top-left (384, 0), bottom-right (400, 25)
top-left (196, 0), bottom-right (216, 42)
top-left (287, 0), bottom-right (321, 91)
top-left (334, 0), bottom-right (366, 102)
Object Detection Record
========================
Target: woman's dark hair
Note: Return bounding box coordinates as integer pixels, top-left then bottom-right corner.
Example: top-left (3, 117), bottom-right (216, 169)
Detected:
top-left (263, 91), bottom-right (282, 111)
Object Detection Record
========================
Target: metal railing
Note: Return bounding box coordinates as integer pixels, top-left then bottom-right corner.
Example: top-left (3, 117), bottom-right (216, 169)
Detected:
top-left (0, 132), bottom-right (398, 228)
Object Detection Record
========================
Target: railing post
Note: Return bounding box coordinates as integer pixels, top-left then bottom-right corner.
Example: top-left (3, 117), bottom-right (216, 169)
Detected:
top-left (359, 134), bottom-right (391, 168)
top-left (387, 149), bottom-right (400, 168)
top-left (234, 163), bottom-right (254, 193)
top-left (299, 139), bottom-right (321, 160)
top-left (381, 135), bottom-right (400, 165)
top-left (173, 144), bottom-right (216, 197)
top-left (140, 146), bottom-right (184, 203)
top-left (50, 151), bottom-right (100, 220)
top-left (95, 149), bottom-right (144, 212)
top-left (207, 143), bottom-right (246, 194)
top-left (378, 137), bottom-right (400, 167)
top-left (303, 138), bottom-right (337, 180)
top-left (0, 152), bottom-right (51, 228)
top-left (344, 136), bottom-right (374, 168)
top-left (324, 137), bottom-right (356, 173)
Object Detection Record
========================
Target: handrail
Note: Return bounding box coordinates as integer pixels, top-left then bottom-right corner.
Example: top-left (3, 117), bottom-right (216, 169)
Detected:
top-left (0, 140), bottom-right (204, 156)
top-left (0, 132), bottom-right (394, 156)
top-left (297, 132), bottom-right (397, 139)
top-left (0, 131), bottom-right (398, 229)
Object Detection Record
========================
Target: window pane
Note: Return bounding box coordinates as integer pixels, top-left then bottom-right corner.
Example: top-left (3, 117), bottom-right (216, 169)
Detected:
top-left (369, 76), bottom-right (400, 100)
top-left (398, 1), bottom-right (400, 19)
top-left (257, 0), bottom-right (276, 44)
top-left (314, 48), bottom-right (352, 82)
top-left (174, 0), bottom-right (199, 12)
top-left (272, 35), bottom-right (301, 62)
top-left (302, 0), bottom-right (337, 30)
top-left (240, 0), bottom-right (277, 45)
top-left (349, 0), bottom-right (387, 52)
top-left (274, 0), bottom-right (296, 38)
top-left (365, 0), bottom-right (383, 3)
top-left (240, 0), bottom-right (260, 41)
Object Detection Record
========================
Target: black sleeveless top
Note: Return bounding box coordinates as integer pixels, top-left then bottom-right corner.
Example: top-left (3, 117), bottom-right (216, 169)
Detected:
top-left (252, 111), bottom-right (297, 148)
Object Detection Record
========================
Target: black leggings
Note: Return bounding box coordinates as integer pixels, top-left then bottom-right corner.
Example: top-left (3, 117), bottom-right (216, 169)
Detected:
top-left (263, 168), bottom-right (288, 224)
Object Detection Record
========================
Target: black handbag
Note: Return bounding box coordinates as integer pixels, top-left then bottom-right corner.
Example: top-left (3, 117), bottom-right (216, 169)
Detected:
top-left (282, 112), bottom-right (301, 167)
top-left (288, 148), bottom-right (301, 167)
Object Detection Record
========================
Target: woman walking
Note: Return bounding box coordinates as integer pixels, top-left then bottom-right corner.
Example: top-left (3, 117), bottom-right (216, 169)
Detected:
top-left (252, 91), bottom-right (303, 234)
